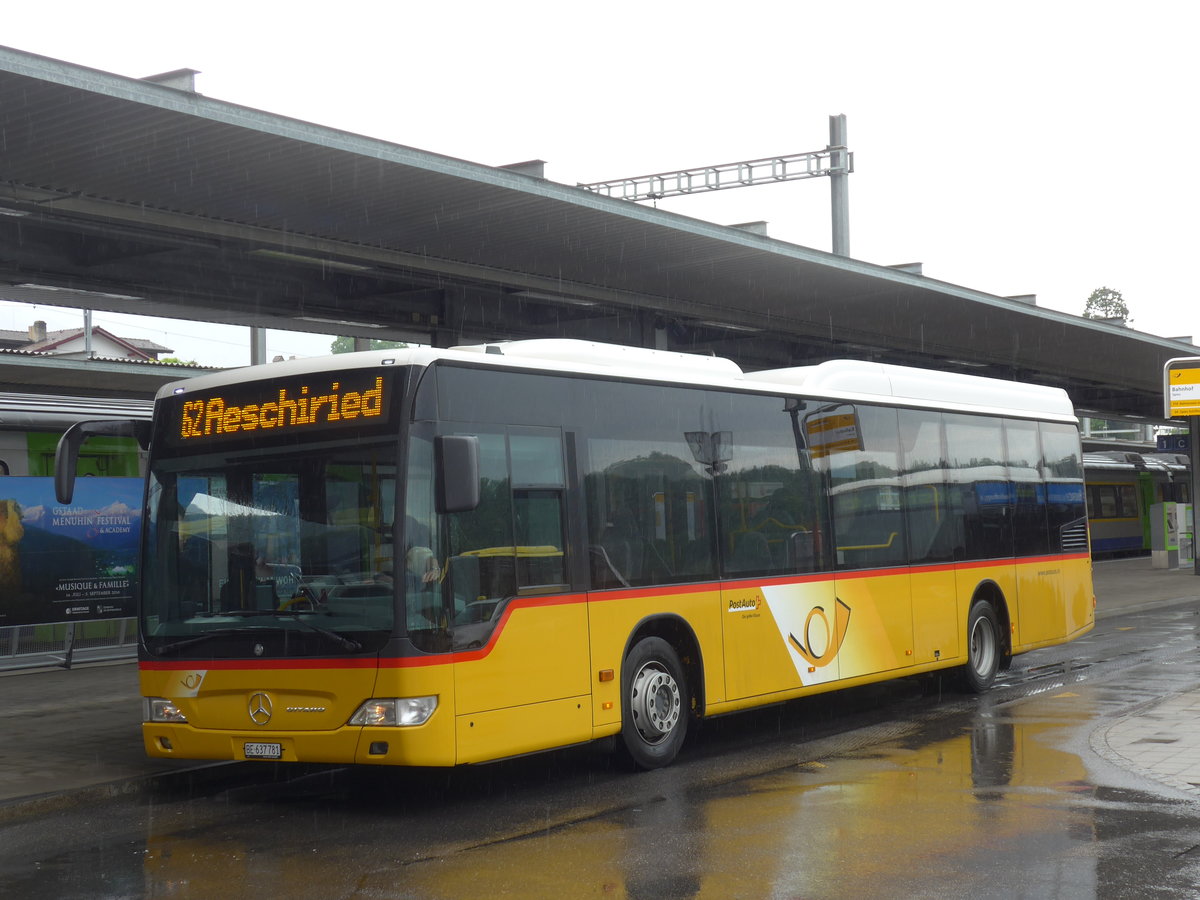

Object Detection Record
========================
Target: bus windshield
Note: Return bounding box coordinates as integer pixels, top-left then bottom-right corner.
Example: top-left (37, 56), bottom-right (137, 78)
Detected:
top-left (141, 440), bottom-right (397, 657)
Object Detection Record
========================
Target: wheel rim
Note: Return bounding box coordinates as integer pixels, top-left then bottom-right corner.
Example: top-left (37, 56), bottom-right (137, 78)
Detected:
top-left (630, 661), bottom-right (681, 745)
top-left (969, 614), bottom-right (996, 677)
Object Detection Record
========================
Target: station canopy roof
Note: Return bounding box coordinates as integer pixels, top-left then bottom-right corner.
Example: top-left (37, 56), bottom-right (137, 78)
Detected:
top-left (0, 45), bottom-right (1192, 418)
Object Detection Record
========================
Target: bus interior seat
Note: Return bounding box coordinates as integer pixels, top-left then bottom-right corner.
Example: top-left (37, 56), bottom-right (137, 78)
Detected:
top-left (908, 505), bottom-right (955, 561)
top-left (253, 581), bottom-right (278, 610)
top-left (676, 538), bottom-right (717, 579)
top-left (835, 510), bottom-right (905, 567)
top-left (730, 532), bottom-right (773, 573)
top-left (217, 579), bottom-right (240, 611)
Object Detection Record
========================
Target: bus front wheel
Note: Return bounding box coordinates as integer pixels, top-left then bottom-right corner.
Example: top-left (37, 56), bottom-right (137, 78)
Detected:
top-left (619, 637), bottom-right (689, 770)
top-left (963, 600), bottom-right (1000, 693)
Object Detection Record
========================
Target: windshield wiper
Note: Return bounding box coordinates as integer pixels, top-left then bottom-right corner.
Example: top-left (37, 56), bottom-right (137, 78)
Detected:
top-left (153, 626), bottom-right (270, 656)
top-left (219, 609), bottom-right (363, 652)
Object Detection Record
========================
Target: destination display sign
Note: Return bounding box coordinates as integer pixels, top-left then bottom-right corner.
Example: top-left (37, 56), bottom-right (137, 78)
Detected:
top-left (1164, 358), bottom-right (1200, 418)
top-left (166, 370), bottom-right (393, 446)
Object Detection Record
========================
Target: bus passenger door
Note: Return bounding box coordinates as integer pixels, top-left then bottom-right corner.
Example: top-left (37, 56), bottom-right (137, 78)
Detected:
top-left (438, 427), bottom-right (592, 764)
top-left (905, 480), bottom-right (960, 666)
top-left (819, 404), bottom-right (916, 680)
top-left (714, 400), bottom-right (844, 699)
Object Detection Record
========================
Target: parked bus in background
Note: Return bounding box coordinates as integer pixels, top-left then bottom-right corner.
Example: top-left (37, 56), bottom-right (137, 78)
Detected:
top-left (56, 339), bottom-right (1095, 770)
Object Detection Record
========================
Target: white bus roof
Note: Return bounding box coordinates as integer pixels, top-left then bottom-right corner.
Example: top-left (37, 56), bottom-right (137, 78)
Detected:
top-left (453, 338), bottom-right (746, 379)
top-left (743, 359), bottom-right (1076, 420)
top-left (157, 339), bottom-right (1077, 422)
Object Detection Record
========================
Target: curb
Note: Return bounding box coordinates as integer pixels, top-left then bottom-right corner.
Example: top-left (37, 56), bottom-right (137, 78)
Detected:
top-left (1088, 689), bottom-right (1200, 801)
top-left (0, 761), bottom-right (247, 825)
top-left (1095, 595), bottom-right (1200, 620)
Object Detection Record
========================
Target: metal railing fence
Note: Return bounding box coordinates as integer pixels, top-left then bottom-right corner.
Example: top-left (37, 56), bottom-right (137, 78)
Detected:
top-left (0, 617), bottom-right (137, 671)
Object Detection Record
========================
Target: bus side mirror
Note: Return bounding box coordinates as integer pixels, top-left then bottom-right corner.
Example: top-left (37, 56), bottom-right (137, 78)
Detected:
top-left (55, 419), bottom-right (151, 504)
top-left (435, 435), bottom-right (480, 513)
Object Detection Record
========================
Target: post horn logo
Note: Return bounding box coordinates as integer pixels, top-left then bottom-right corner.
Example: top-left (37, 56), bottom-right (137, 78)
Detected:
top-left (789, 598), bottom-right (852, 668)
top-left (248, 692), bottom-right (273, 726)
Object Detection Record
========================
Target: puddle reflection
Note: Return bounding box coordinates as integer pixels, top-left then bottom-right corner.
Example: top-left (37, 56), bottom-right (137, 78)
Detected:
top-left (16, 693), bottom-right (1200, 898)
top-left (137, 707), bottom-right (1116, 898)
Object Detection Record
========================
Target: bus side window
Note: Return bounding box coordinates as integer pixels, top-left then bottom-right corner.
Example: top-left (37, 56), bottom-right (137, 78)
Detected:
top-left (1006, 418), bottom-right (1049, 556)
top-left (581, 380), bottom-right (720, 589)
top-left (898, 408), bottom-right (955, 565)
top-left (944, 414), bottom-right (1011, 561)
top-left (1040, 422), bottom-right (1087, 551)
top-left (715, 393), bottom-right (829, 577)
top-left (509, 432), bottom-right (568, 590)
top-left (821, 405), bottom-right (907, 570)
top-left (585, 445), bottom-right (716, 588)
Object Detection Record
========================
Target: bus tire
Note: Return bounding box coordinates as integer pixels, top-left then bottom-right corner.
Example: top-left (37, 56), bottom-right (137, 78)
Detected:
top-left (962, 600), bottom-right (1000, 693)
top-left (619, 637), bottom-right (689, 770)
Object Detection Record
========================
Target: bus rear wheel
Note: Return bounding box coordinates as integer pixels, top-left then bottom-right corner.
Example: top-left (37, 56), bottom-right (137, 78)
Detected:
top-left (962, 600), bottom-right (1000, 693)
top-left (619, 637), bottom-right (689, 770)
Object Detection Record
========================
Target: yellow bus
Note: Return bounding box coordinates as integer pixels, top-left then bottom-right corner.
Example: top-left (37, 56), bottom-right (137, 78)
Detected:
top-left (56, 339), bottom-right (1095, 770)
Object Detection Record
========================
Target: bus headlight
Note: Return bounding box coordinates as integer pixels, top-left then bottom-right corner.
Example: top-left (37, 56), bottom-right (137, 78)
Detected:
top-left (348, 697), bottom-right (438, 727)
top-left (143, 697), bottom-right (188, 723)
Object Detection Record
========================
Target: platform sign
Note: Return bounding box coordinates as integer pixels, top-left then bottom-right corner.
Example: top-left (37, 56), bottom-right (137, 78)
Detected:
top-left (805, 409), bottom-right (863, 459)
top-left (1165, 357), bottom-right (1200, 418)
top-left (1158, 433), bottom-right (1191, 452)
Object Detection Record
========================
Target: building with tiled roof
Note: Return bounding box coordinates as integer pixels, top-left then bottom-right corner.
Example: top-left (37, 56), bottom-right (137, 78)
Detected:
top-left (0, 320), bottom-right (172, 361)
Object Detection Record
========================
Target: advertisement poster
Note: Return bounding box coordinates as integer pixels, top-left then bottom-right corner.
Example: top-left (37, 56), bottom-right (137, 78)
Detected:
top-left (0, 476), bottom-right (142, 626)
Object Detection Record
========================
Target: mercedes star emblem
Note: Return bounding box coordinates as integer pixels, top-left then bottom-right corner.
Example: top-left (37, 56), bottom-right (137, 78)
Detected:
top-left (248, 691), bottom-right (273, 726)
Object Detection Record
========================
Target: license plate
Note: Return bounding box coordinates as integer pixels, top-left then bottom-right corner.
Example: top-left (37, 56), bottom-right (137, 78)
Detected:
top-left (244, 742), bottom-right (282, 759)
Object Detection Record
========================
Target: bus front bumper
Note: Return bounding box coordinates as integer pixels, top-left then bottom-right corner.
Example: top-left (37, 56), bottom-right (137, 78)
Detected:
top-left (142, 722), bottom-right (457, 767)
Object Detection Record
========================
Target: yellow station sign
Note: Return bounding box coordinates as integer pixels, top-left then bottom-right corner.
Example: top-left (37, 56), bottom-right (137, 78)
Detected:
top-left (1165, 357), bottom-right (1200, 418)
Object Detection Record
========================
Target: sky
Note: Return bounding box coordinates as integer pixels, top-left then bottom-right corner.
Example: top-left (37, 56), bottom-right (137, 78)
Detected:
top-left (1, 0), bottom-right (1197, 367)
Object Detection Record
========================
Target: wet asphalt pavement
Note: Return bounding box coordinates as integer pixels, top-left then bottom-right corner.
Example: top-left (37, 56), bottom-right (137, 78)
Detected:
top-left (3, 557), bottom-right (1200, 897)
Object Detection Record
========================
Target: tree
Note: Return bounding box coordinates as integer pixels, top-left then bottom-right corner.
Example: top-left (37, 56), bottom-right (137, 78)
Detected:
top-left (330, 336), bottom-right (407, 354)
top-left (1083, 287), bottom-right (1130, 323)
top-left (157, 356), bottom-right (200, 366)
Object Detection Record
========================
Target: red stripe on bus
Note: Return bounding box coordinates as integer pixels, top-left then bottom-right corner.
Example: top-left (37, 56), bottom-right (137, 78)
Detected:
top-left (142, 552), bottom-right (1090, 672)
top-left (140, 658), bottom-right (380, 671)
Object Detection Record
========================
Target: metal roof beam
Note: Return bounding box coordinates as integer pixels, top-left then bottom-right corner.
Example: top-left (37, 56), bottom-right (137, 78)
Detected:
top-left (577, 147), bottom-right (853, 202)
